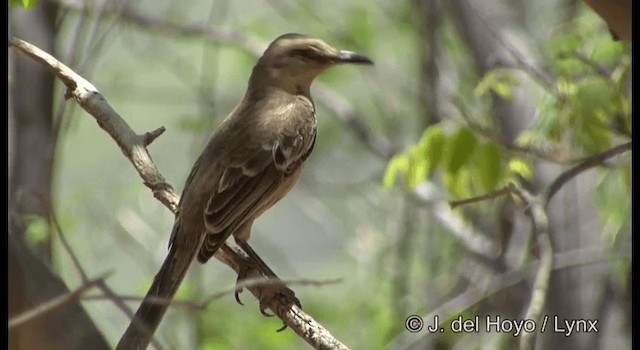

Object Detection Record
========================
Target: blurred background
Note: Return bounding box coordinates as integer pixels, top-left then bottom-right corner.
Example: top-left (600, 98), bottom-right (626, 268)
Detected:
top-left (9, 0), bottom-right (631, 349)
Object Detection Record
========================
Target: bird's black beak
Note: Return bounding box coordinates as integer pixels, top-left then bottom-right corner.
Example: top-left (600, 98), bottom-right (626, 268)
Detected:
top-left (336, 50), bottom-right (374, 65)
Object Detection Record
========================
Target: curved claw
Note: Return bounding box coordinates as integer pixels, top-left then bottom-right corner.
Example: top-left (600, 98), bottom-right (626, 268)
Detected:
top-left (260, 306), bottom-right (275, 317)
top-left (276, 322), bottom-right (288, 332)
top-left (234, 290), bottom-right (244, 305)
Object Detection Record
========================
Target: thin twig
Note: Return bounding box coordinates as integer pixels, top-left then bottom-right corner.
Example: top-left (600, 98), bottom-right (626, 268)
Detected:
top-left (544, 141), bottom-right (631, 206)
top-left (461, 0), bottom-right (555, 91)
top-left (142, 127), bottom-right (166, 146)
top-left (449, 185), bottom-right (513, 208)
top-left (20, 190), bottom-right (91, 284)
top-left (412, 182), bottom-right (500, 261)
top-left (83, 277), bottom-right (343, 310)
top-left (94, 279), bottom-right (166, 350)
top-left (8, 272), bottom-right (111, 329)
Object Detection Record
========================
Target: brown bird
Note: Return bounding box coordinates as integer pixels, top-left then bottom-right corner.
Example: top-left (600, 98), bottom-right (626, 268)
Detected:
top-left (117, 33), bottom-right (372, 349)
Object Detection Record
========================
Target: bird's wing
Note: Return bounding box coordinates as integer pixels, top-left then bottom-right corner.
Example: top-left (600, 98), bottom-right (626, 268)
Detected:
top-left (197, 100), bottom-right (316, 261)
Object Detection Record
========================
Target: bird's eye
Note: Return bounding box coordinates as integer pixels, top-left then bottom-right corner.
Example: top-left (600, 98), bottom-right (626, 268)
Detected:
top-left (290, 49), bottom-right (312, 59)
top-left (289, 48), bottom-right (326, 63)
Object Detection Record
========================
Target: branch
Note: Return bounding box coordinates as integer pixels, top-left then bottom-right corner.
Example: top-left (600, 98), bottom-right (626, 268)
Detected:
top-left (544, 141), bottom-right (631, 207)
top-left (9, 36), bottom-right (178, 212)
top-left (83, 277), bottom-right (342, 310)
top-left (8, 273), bottom-right (110, 329)
top-left (449, 185), bottom-right (512, 208)
top-left (10, 36), bottom-right (350, 350)
top-left (511, 184), bottom-right (552, 350)
top-left (411, 182), bottom-right (500, 261)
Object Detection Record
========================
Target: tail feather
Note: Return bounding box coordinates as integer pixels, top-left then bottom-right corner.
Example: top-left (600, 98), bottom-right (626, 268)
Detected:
top-left (116, 242), bottom-right (197, 350)
top-left (197, 233), bottom-right (228, 263)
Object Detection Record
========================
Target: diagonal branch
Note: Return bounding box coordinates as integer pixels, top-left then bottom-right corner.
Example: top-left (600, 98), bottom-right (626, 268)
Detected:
top-left (8, 273), bottom-right (111, 329)
top-left (544, 141), bottom-right (631, 206)
top-left (10, 36), bottom-right (350, 350)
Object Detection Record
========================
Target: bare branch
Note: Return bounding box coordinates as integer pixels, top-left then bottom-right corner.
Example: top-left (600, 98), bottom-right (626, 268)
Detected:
top-left (544, 141), bottom-right (631, 207)
top-left (83, 277), bottom-right (342, 310)
top-left (313, 87), bottom-right (397, 159)
top-left (511, 184), bottom-right (553, 350)
top-left (9, 36), bottom-right (179, 213)
top-left (412, 182), bottom-right (500, 261)
top-left (457, 0), bottom-right (556, 91)
top-left (449, 185), bottom-right (513, 208)
top-left (142, 127), bottom-right (166, 147)
top-left (8, 273), bottom-right (111, 329)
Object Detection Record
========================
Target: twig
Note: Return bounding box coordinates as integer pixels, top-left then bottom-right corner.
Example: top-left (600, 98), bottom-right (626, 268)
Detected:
top-left (200, 277), bottom-right (343, 307)
top-left (460, 0), bottom-right (555, 91)
top-left (411, 182), bottom-right (500, 261)
top-left (84, 277), bottom-right (343, 310)
top-left (20, 190), bottom-right (91, 283)
top-left (449, 185), bottom-right (513, 208)
top-left (50, 207), bottom-right (91, 280)
top-left (8, 272), bottom-right (111, 329)
top-left (544, 141), bottom-right (631, 206)
top-left (93, 279), bottom-right (162, 348)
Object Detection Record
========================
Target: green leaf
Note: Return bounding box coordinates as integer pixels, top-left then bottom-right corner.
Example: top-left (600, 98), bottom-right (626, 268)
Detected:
top-left (591, 38), bottom-right (624, 65)
top-left (594, 169), bottom-right (631, 247)
top-left (554, 57), bottom-right (591, 77)
top-left (507, 157), bottom-right (533, 180)
top-left (10, 0), bottom-right (38, 8)
top-left (383, 124), bottom-right (446, 190)
top-left (574, 77), bottom-right (614, 118)
top-left (578, 121), bottom-right (611, 153)
top-left (420, 124), bottom-right (445, 173)
top-left (445, 127), bottom-right (477, 173)
top-left (406, 148), bottom-right (428, 188)
top-left (474, 69), bottom-right (521, 100)
top-left (25, 216), bottom-right (49, 244)
top-left (548, 32), bottom-right (581, 56)
top-left (475, 142), bottom-right (502, 191)
top-left (382, 154), bottom-right (409, 189)
top-left (443, 167), bottom-right (471, 199)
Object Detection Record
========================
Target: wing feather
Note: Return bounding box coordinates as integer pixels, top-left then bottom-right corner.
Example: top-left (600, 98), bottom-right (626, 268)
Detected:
top-left (195, 95), bottom-right (317, 262)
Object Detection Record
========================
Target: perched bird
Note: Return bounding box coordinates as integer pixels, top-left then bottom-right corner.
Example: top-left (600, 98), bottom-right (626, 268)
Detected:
top-left (117, 33), bottom-right (373, 349)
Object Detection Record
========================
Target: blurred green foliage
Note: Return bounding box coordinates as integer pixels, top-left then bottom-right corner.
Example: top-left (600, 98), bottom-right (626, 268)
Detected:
top-left (384, 9), bottom-right (629, 202)
top-left (9, 0), bottom-right (38, 9)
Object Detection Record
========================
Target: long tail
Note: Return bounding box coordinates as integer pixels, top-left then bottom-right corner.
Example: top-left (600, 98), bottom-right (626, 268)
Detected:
top-left (116, 240), bottom-right (198, 350)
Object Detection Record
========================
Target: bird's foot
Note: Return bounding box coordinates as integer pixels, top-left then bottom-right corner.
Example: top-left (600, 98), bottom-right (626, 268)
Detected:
top-left (233, 260), bottom-right (301, 330)
top-left (256, 278), bottom-right (301, 332)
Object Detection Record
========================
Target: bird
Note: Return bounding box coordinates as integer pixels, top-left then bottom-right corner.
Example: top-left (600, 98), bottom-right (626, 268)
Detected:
top-left (117, 33), bottom-right (373, 349)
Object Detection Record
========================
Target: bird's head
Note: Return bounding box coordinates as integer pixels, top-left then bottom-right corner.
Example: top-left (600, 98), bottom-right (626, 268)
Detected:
top-left (251, 33), bottom-right (373, 95)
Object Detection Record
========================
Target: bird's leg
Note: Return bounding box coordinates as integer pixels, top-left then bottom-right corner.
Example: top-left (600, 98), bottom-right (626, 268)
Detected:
top-left (238, 241), bottom-right (280, 279)
top-left (236, 241), bottom-right (302, 317)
